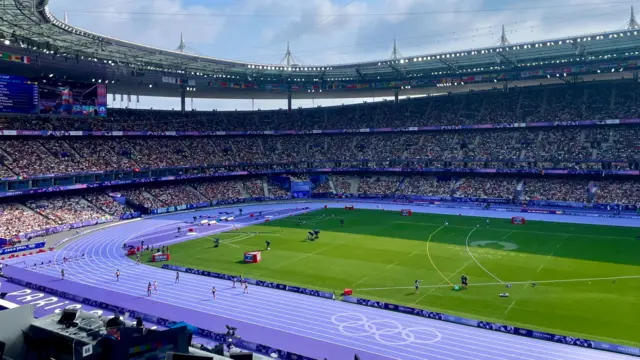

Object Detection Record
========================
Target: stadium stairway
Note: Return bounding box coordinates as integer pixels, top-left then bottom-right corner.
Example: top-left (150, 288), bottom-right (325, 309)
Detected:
top-left (587, 181), bottom-right (597, 203)
top-left (0, 147), bottom-right (14, 163)
top-left (262, 181), bottom-right (269, 197)
top-left (328, 178), bottom-right (336, 193)
top-left (79, 196), bottom-right (105, 214)
top-left (349, 177), bottom-right (359, 194)
top-left (514, 180), bottom-right (525, 199)
top-left (238, 182), bottom-right (251, 199)
top-left (397, 176), bottom-right (408, 191)
top-left (185, 185), bottom-right (207, 202)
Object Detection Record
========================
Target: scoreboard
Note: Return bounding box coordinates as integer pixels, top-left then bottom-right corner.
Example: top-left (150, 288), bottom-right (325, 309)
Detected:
top-left (0, 74), bottom-right (38, 114)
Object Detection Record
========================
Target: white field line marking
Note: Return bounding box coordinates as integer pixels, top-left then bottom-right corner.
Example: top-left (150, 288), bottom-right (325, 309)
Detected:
top-left (357, 274), bottom-right (640, 291)
top-left (271, 243), bottom-right (339, 269)
top-left (500, 230), bottom-right (516, 240)
top-left (216, 233), bottom-right (255, 248)
top-left (465, 228), bottom-right (504, 284)
top-left (414, 260), bottom-right (473, 304)
top-left (385, 262), bottom-right (398, 269)
top-left (425, 225), bottom-right (450, 284)
top-left (221, 242), bottom-right (239, 248)
top-left (223, 234), bottom-right (255, 244)
top-left (392, 221), bottom-right (631, 240)
top-left (352, 277), bottom-right (368, 287)
top-left (303, 215), bottom-right (330, 224)
top-left (536, 240), bottom-right (564, 273)
top-left (505, 300), bottom-right (516, 314)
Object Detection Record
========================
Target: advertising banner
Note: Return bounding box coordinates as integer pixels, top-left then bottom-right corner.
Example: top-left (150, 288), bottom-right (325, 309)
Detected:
top-left (0, 241), bottom-right (45, 255)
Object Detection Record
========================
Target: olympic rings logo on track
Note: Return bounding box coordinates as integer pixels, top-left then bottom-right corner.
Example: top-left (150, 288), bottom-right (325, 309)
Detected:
top-left (331, 313), bottom-right (442, 346)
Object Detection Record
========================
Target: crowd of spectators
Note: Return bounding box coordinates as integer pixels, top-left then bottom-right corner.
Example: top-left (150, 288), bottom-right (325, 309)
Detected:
top-left (0, 125), bottom-right (638, 177)
top-left (243, 179), bottom-right (265, 197)
top-left (0, 203), bottom-right (56, 239)
top-left (331, 176), bottom-right (352, 193)
top-left (265, 182), bottom-right (289, 197)
top-left (401, 176), bottom-right (455, 197)
top-left (25, 196), bottom-right (109, 225)
top-left (521, 179), bottom-right (588, 203)
top-left (146, 185), bottom-right (207, 207)
top-left (84, 193), bottom-right (133, 218)
top-left (119, 188), bottom-right (165, 210)
top-left (2, 174), bottom-right (640, 241)
top-left (192, 181), bottom-right (244, 201)
top-left (593, 180), bottom-right (640, 205)
top-left (2, 82), bottom-right (640, 240)
top-left (357, 177), bottom-right (401, 194)
top-left (312, 180), bottom-right (333, 194)
top-left (0, 82), bottom-right (638, 133)
top-left (454, 178), bottom-right (517, 199)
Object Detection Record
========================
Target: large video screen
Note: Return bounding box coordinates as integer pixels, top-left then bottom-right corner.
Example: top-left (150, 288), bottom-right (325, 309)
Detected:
top-left (39, 83), bottom-right (107, 117)
top-left (0, 74), bottom-right (39, 114)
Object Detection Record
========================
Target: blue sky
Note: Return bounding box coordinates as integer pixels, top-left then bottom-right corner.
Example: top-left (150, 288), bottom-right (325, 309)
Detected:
top-left (46, 0), bottom-right (639, 110)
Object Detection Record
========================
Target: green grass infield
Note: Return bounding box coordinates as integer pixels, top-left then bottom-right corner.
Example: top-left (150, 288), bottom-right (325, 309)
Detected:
top-left (135, 208), bottom-right (640, 347)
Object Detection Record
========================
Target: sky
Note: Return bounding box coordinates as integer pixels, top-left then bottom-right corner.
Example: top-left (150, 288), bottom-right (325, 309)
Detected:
top-left (47, 0), bottom-right (640, 111)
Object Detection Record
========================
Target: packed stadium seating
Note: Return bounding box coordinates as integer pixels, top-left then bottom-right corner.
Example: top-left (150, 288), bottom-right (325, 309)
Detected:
top-left (521, 179), bottom-right (589, 203)
top-left (3, 173), bottom-right (639, 241)
top-left (1, 82), bottom-right (640, 242)
top-left (1, 124), bottom-right (639, 178)
top-left (2, 82), bottom-right (640, 133)
top-left (3, 82), bottom-right (640, 179)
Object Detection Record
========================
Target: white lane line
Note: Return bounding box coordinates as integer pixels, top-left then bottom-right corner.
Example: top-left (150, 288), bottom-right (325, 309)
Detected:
top-left (385, 262), bottom-right (398, 269)
top-left (505, 300), bottom-right (516, 315)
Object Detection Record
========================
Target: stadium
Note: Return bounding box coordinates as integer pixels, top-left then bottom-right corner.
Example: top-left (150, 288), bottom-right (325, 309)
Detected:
top-left (0, 0), bottom-right (639, 359)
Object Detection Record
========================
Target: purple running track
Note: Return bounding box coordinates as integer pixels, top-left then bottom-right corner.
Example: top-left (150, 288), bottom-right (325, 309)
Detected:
top-left (2, 203), bottom-right (637, 360)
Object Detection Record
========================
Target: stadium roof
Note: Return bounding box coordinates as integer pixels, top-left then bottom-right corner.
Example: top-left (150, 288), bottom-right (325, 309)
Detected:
top-left (2, 0), bottom-right (640, 99)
